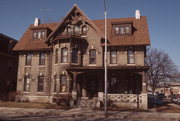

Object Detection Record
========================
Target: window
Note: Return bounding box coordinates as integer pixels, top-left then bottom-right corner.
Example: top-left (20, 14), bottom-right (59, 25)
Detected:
top-left (25, 53), bottom-right (32, 66)
top-left (54, 75), bottom-right (57, 92)
top-left (55, 49), bottom-right (58, 64)
top-left (113, 25), bottom-right (131, 35)
top-left (128, 50), bottom-right (135, 64)
top-left (32, 31), bottom-right (46, 39)
top-left (82, 26), bottom-right (87, 35)
top-left (24, 76), bottom-right (30, 92)
top-left (61, 47), bottom-right (68, 63)
top-left (39, 53), bottom-right (45, 65)
top-left (74, 25), bottom-right (80, 35)
top-left (110, 51), bottom-right (117, 64)
top-left (71, 48), bottom-right (78, 63)
top-left (67, 27), bottom-right (72, 35)
top-left (60, 75), bottom-right (67, 92)
top-left (37, 76), bottom-right (44, 92)
top-left (89, 49), bottom-right (96, 64)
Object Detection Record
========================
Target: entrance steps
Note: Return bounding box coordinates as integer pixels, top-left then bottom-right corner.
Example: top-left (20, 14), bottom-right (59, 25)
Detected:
top-left (77, 98), bottom-right (98, 108)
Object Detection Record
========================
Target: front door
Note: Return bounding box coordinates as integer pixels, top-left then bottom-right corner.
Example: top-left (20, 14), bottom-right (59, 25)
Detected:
top-left (86, 75), bottom-right (98, 98)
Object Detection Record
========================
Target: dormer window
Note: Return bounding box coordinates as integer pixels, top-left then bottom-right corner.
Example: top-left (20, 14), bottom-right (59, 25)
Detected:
top-left (32, 31), bottom-right (46, 39)
top-left (67, 26), bottom-right (72, 35)
top-left (113, 24), bottom-right (131, 36)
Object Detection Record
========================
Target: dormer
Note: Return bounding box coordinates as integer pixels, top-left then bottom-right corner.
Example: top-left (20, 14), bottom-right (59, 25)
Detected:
top-left (112, 21), bottom-right (132, 36)
top-left (31, 27), bottom-right (50, 40)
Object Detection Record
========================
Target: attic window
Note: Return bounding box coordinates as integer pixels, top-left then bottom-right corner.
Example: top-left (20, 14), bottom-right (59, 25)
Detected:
top-left (32, 31), bottom-right (46, 39)
top-left (113, 24), bottom-right (131, 36)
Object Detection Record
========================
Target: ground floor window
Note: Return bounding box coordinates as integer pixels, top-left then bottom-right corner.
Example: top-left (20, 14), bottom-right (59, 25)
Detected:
top-left (37, 76), bottom-right (44, 92)
top-left (60, 75), bottom-right (67, 92)
top-left (24, 76), bottom-right (30, 92)
top-left (54, 75), bottom-right (57, 92)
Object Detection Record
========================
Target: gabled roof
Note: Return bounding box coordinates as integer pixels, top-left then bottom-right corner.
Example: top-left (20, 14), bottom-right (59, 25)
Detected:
top-left (13, 4), bottom-right (150, 51)
top-left (46, 4), bottom-right (104, 43)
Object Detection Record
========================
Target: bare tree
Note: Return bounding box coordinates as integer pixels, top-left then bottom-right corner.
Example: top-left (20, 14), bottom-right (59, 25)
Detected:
top-left (145, 48), bottom-right (179, 94)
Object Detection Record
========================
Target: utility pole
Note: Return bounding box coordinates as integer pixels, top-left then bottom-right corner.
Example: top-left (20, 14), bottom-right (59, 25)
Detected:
top-left (104, 0), bottom-right (108, 116)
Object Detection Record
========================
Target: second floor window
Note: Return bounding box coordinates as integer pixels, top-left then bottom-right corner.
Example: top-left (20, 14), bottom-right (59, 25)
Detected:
top-left (82, 26), bottom-right (87, 35)
top-left (89, 49), bottom-right (96, 64)
top-left (39, 53), bottom-right (45, 65)
top-left (55, 49), bottom-right (58, 64)
top-left (128, 50), bottom-right (135, 64)
top-left (25, 53), bottom-right (32, 66)
top-left (37, 76), bottom-right (44, 92)
top-left (61, 47), bottom-right (68, 63)
top-left (24, 76), bottom-right (30, 92)
top-left (74, 25), bottom-right (80, 35)
top-left (110, 51), bottom-right (117, 64)
top-left (71, 48), bottom-right (78, 63)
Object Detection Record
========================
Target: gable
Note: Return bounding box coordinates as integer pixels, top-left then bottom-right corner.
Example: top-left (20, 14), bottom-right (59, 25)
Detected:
top-left (46, 4), bottom-right (104, 43)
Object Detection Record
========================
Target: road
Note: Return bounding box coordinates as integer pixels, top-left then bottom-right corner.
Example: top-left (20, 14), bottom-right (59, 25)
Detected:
top-left (0, 106), bottom-right (179, 121)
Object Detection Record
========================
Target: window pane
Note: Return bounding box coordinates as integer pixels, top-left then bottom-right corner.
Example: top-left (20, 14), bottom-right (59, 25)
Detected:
top-left (39, 53), bottom-right (45, 65)
top-left (55, 49), bottom-right (58, 64)
top-left (89, 49), bottom-right (96, 64)
top-left (114, 26), bottom-right (119, 34)
top-left (120, 26), bottom-right (125, 34)
top-left (82, 26), bottom-right (87, 35)
top-left (74, 25), bottom-right (80, 35)
top-left (125, 26), bottom-right (130, 34)
top-left (41, 32), bottom-right (45, 38)
top-left (110, 51), bottom-right (117, 64)
top-left (37, 76), bottom-right (44, 92)
top-left (24, 76), bottom-right (30, 92)
top-left (26, 53), bottom-right (32, 66)
top-left (67, 27), bottom-right (72, 35)
top-left (38, 32), bottom-right (41, 39)
top-left (72, 48), bottom-right (78, 63)
top-left (61, 48), bottom-right (68, 63)
top-left (128, 50), bottom-right (135, 64)
top-left (60, 75), bottom-right (67, 92)
top-left (33, 32), bottom-right (37, 39)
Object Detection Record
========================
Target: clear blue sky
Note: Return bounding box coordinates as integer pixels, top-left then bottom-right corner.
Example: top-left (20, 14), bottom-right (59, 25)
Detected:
top-left (0, 0), bottom-right (180, 69)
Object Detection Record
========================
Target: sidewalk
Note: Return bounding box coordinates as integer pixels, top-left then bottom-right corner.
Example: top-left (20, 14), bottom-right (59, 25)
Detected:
top-left (0, 107), bottom-right (179, 121)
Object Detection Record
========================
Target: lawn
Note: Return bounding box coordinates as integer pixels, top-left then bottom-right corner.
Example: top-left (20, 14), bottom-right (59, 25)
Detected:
top-left (0, 101), bottom-right (68, 110)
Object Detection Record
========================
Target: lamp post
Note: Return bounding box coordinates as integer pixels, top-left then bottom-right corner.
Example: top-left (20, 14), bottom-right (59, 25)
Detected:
top-left (104, 0), bottom-right (108, 115)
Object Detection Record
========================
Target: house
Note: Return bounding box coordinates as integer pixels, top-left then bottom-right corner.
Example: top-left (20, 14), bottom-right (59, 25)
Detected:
top-left (13, 5), bottom-right (150, 109)
top-left (0, 33), bottom-right (18, 100)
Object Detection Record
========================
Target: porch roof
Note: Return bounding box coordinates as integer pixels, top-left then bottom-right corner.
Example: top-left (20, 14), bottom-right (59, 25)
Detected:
top-left (66, 65), bottom-right (149, 72)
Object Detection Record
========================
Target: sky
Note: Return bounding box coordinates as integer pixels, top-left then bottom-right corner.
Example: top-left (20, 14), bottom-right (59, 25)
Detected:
top-left (0, 0), bottom-right (180, 70)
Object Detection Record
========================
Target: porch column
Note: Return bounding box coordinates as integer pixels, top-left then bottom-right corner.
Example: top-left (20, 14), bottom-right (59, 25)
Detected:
top-left (141, 71), bottom-right (147, 93)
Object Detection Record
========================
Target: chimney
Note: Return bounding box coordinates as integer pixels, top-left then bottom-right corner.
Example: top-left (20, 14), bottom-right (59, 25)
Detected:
top-left (34, 18), bottom-right (40, 26)
top-left (135, 10), bottom-right (140, 19)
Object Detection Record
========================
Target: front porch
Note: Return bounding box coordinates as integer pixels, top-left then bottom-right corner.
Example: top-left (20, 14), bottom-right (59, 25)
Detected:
top-left (64, 66), bottom-right (148, 109)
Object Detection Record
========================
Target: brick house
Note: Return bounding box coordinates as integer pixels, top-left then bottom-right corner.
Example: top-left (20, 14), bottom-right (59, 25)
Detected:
top-left (13, 5), bottom-right (150, 109)
top-left (0, 33), bottom-right (18, 100)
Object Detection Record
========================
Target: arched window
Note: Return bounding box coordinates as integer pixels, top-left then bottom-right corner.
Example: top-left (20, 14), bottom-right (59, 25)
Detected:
top-left (128, 50), bottom-right (135, 64)
top-left (24, 76), bottom-right (30, 92)
top-left (89, 49), bottom-right (96, 64)
top-left (67, 26), bottom-right (72, 35)
top-left (37, 76), bottom-right (44, 92)
top-left (55, 49), bottom-right (58, 64)
top-left (110, 51), bottom-right (117, 64)
top-left (71, 48), bottom-right (78, 63)
top-left (61, 47), bottom-right (68, 63)
top-left (60, 75), bottom-right (67, 92)
top-left (74, 25), bottom-right (80, 35)
top-left (82, 26), bottom-right (87, 35)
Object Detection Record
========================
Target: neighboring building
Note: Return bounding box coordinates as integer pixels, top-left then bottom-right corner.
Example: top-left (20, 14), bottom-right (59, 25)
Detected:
top-left (0, 33), bottom-right (18, 100)
top-left (13, 5), bottom-right (150, 109)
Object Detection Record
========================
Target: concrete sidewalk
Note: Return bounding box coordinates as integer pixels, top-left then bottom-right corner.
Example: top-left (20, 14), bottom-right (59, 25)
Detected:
top-left (0, 107), bottom-right (179, 121)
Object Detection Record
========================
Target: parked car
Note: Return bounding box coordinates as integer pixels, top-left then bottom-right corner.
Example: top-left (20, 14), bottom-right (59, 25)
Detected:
top-left (168, 94), bottom-right (180, 104)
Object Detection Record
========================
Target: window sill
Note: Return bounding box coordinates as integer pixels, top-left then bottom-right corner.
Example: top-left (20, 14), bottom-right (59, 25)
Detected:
top-left (37, 92), bottom-right (45, 93)
top-left (109, 64), bottom-right (118, 66)
top-left (127, 63), bottom-right (136, 66)
top-left (60, 63), bottom-right (68, 65)
top-left (88, 64), bottom-right (97, 66)
top-left (81, 35), bottom-right (87, 38)
top-left (39, 65), bottom-right (45, 67)
top-left (25, 66), bottom-right (31, 67)
top-left (54, 63), bottom-right (58, 66)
